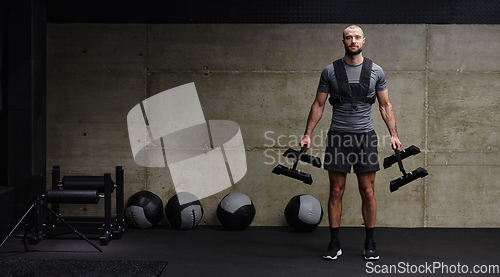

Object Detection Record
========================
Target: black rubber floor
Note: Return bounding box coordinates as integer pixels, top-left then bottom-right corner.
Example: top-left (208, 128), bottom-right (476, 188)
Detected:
top-left (1, 226), bottom-right (499, 276)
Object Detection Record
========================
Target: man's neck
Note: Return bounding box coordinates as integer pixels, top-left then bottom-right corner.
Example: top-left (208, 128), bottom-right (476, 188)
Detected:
top-left (344, 53), bottom-right (364, 66)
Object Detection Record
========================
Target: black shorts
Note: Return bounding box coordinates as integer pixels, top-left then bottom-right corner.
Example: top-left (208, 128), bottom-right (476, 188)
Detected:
top-left (324, 130), bottom-right (380, 173)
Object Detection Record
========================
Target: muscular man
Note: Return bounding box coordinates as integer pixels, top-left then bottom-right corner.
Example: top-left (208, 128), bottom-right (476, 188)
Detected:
top-left (299, 25), bottom-right (402, 261)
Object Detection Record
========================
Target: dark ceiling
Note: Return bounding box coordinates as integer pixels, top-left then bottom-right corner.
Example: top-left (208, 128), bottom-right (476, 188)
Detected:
top-left (46, 0), bottom-right (500, 24)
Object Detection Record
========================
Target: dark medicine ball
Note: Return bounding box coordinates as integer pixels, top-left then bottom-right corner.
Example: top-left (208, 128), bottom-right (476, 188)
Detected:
top-left (125, 190), bottom-right (164, 229)
top-left (285, 194), bottom-right (323, 232)
top-left (217, 193), bottom-right (256, 231)
top-left (165, 192), bottom-right (203, 230)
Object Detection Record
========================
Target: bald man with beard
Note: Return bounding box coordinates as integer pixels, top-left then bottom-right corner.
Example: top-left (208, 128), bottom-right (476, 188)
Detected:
top-left (300, 25), bottom-right (402, 261)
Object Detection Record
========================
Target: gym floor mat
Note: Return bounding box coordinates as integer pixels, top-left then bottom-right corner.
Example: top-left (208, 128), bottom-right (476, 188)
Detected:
top-left (0, 259), bottom-right (167, 277)
top-left (1, 226), bottom-right (498, 276)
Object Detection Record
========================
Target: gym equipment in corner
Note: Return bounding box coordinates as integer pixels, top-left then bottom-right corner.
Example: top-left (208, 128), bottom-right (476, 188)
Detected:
top-left (272, 145), bottom-right (322, 185)
top-left (383, 145), bottom-right (428, 192)
top-left (0, 193), bottom-right (103, 252)
top-left (44, 166), bottom-right (127, 246)
top-left (1, 166), bottom-right (127, 252)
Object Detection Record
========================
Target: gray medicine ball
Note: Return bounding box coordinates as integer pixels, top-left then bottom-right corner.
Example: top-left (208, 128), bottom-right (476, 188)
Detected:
top-left (165, 192), bottom-right (203, 230)
top-left (125, 190), bottom-right (164, 229)
top-left (217, 193), bottom-right (256, 231)
top-left (284, 194), bottom-right (323, 232)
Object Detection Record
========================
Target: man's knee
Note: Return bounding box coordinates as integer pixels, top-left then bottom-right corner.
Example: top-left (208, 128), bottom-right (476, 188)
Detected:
top-left (328, 171), bottom-right (346, 200)
top-left (359, 186), bottom-right (376, 207)
top-left (360, 187), bottom-right (375, 200)
top-left (330, 186), bottom-right (345, 200)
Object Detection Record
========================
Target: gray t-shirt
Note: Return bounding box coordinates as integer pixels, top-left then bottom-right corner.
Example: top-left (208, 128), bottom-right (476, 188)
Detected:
top-left (317, 58), bottom-right (387, 133)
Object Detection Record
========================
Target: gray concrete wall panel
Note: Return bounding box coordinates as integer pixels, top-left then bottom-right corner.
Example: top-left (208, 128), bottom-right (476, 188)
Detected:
top-left (429, 25), bottom-right (500, 72)
top-left (427, 151), bottom-right (500, 227)
top-left (46, 24), bottom-right (499, 227)
top-left (147, 24), bottom-right (427, 72)
top-left (428, 73), bottom-right (499, 151)
top-left (427, 163), bottom-right (499, 227)
top-left (46, 24), bottom-right (147, 217)
top-left (147, 71), bottom-right (324, 149)
top-left (47, 24), bottom-right (145, 72)
top-left (362, 25), bottom-right (428, 71)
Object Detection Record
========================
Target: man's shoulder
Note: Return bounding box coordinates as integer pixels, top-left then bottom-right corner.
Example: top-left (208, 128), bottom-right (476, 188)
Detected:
top-left (321, 62), bottom-right (335, 74)
top-left (366, 59), bottom-right (385, 79)
top-left (323, 62), bottom-right (335, 70)
top-left (368, 59), bottom-right (384, 72)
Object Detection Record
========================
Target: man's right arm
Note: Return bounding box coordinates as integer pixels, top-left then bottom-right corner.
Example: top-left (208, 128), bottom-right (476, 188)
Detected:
top-left (300, 91), bottom-right (328, 150)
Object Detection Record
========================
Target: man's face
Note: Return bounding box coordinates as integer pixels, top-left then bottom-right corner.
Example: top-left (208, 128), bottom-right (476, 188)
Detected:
top-left (343, 28), bottom-right (365, 56)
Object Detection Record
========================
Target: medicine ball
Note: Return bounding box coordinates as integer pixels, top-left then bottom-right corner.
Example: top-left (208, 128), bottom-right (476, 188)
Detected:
top-left (217, 193), bottom-right (256, 231)
top-left (165, 192), bottom-right (203, 230)
top-left (284, 194), bottom-right (323, 232)
top-left (125, 190), bottom-right (164, 229)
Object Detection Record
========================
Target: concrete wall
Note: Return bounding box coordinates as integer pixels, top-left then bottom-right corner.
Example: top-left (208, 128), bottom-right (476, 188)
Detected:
top-left (46, 24), bottom-right (500, 227)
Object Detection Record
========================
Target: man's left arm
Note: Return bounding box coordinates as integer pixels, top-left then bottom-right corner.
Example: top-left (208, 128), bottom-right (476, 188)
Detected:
top-left (377, 89), bottom-right (402, 150)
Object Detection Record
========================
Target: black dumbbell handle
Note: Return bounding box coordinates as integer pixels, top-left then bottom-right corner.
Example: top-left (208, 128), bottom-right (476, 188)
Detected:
top-left (292, 145), bottom-right (307, 171)
top-left (394, 148), bottom-right (406, 176)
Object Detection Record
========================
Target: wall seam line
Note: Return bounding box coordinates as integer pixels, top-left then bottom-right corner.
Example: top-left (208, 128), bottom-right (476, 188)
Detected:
top-left (144, 23), bottom-right (149, 191)
top-left (423, 24), bottom-right (430, 228)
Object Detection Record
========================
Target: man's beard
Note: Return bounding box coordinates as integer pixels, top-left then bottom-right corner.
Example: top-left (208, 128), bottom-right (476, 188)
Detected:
top-left (344, 44), bottom-right (363, 56)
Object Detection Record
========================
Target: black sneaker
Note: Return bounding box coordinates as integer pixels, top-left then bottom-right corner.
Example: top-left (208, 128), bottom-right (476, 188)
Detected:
top-left (323, 240), bottom-right (342, 260)
top-left (364, 239), bottom-right (379, 260)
